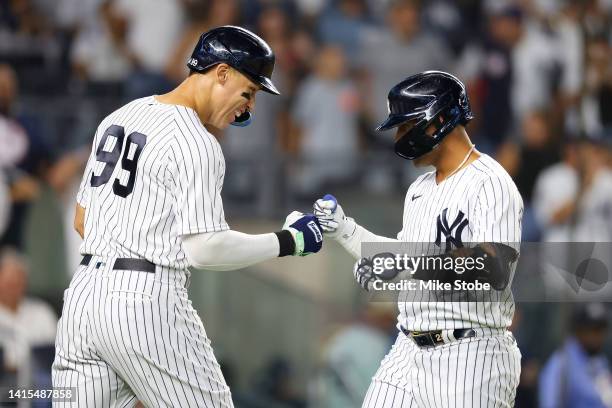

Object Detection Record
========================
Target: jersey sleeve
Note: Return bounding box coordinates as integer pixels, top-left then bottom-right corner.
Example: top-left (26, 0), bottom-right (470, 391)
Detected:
top-left (396, 186), bottom-right (413, 240)
top-left (469, 175), bottom-right (523, 248)
top-left (167, 131), bottom-right (229, 236)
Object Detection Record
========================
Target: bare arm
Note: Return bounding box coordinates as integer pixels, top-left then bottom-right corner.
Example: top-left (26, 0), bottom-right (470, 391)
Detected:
top-left (74, 203), bottom-right (85, 239)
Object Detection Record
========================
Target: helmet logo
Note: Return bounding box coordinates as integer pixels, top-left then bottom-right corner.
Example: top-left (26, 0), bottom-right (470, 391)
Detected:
top-left (188, 58), bottom-right (198, 67)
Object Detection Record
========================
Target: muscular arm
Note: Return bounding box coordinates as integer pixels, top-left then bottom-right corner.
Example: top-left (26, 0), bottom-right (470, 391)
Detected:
top-left (182, 230), bottom-right (281, 271)
top-left (74, 203), bottom-right (85, 239)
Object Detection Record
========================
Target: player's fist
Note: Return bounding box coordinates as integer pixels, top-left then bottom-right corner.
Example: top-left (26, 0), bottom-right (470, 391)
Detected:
top-left (353, 257), bottom-right (377, 291)
top-left (313, 194), bottom-right (355, 239)
top-left (282, 211), bottom-right (323, 256)
top-left (353, 253), bottom-right (404, 291)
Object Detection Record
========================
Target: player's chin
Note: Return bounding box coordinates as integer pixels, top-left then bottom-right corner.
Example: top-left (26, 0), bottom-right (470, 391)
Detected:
top-left (413, 156), bottom-right (428, 167)
top-left (216, 115), bottom-right (234, 129)
top-left (413, 150), bottom-right (435, 167)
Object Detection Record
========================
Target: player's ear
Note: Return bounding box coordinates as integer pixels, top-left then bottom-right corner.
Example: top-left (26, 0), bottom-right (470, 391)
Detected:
top-left (216, 64), bottom-right (231, 86)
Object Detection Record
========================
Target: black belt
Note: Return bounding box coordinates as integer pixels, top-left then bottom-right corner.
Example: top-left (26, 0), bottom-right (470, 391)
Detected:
top-left (401, 327), bottom-right (476, 348)
top-left (80, 254), bottom-right (155, 273)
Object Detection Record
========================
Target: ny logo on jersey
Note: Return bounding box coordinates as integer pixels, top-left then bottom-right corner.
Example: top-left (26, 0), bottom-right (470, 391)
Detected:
top-left (435, 208), bottom-right (469, 252)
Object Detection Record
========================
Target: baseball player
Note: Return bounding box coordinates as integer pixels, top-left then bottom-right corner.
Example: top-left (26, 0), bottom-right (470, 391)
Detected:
top-left (52, 26), bottom-right (323, 408)
top-left (314, 71), bottom-right (523, 407)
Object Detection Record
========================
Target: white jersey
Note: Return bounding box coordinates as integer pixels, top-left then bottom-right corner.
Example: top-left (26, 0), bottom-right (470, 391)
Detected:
top-left (55, 96), bottom-right (234, 407)
top-left (397, 154), bottom-right (523, 331)
top-left (76, 96), bottom-right (229, 269)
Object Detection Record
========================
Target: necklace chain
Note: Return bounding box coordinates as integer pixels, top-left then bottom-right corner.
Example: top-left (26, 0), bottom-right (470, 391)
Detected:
top-left (443, 144), bottom-right (476, 180)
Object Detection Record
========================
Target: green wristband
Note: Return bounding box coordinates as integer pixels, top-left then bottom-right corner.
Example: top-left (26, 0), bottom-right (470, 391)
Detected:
top-left (293, 229), bottom-right (305, 256)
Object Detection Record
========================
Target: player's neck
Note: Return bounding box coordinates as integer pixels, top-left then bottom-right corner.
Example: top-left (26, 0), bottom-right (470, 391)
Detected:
top-left (156, 76), bottom-right (213, 125)
top-left (434, 131), bottom-right (479, 184)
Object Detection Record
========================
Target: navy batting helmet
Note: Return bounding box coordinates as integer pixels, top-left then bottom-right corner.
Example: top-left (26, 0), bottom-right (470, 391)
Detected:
top-left (376, 71), bottom-right (474, 160)
top-left (187, 25), bottom-right (280, 126)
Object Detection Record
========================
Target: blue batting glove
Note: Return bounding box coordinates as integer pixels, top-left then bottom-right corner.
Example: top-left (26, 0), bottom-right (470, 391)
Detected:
top-left (282, 211), bottom-right (324, 256)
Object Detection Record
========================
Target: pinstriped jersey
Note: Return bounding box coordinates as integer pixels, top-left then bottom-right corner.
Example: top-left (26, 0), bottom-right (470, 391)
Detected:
top-left (76, 96), bottom-right (229, 269)
top-left (397, 154), bottom-right (523, 331)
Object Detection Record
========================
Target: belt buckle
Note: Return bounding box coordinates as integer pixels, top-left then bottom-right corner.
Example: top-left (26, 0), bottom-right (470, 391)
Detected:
top-left (401, 327), bottom-right (446, 348)
top-left (412, 331), bottom-right (444, 348)
top-left (410, 332), bottom-right (432, 348)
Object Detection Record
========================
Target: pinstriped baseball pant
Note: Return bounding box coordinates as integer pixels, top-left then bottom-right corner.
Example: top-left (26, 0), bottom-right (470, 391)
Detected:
top-left (52, 256), bottom-right (233, 407)
top-left (362, 331), bottom-right (521, 408)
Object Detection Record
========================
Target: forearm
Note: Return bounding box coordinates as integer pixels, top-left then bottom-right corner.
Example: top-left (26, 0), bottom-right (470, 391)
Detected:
top-left (336, 220), bottom-right (398, 260)
top-left (182, 229), bottom-right (285, 271)
top-left (313, 196), bottom-right (398, 259)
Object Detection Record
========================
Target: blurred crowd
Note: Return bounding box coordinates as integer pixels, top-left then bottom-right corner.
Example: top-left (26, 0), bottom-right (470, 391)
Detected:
top-left (0, 0), bottom-right (611, 406)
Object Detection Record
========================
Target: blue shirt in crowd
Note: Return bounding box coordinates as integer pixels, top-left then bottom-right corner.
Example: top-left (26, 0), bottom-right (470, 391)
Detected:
top-left (539, 337), bottom-right (612, 408)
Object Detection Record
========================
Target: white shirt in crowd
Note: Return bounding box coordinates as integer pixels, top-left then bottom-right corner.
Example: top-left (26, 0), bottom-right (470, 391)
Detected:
top-left (113, 0), bottom-right (184, 73)
top-left (0, 299), bottom-right (58, 369)
top-left (533, 164), bottom-right (612, 242)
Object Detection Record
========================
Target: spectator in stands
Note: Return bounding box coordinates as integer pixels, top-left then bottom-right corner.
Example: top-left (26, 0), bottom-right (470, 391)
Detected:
top-left (583, 0), bottom-right (612, 41)
top-left (552, 0), bottom-right (586, 135)
top-left (533, 137), bottom-right (612, 242)
top-left (539, 303), bottom-right (612, 408)
top-left (357, 0), bottom-right (451, 139)
top-left (290, 45), bottom-right (361, 195)
top-left (69, 0), bottom-right (132, 88)
top-left (0, 173), bottom-right (8, 239)
top-left (582, 35), bottom-right (612, 138)
top-left (0, 64), bottom-right (51, 249)
top-left (165, 0), bottom-right (240, 84)
top-left (252, 357), bottom-right (306, 408)
top-left (317, 0), bottom-right (373, 69)
top-left (221, 6), bottom-right (291, 215)
top-left (458, 4), bottom-right (559, 153)
top-left (421, 0), bottom-right (475, 56)
top-left (511, 307), bottom-right (540, 408)
top-left (106, 0), bottom-right (184, 98)
top-left (0, 247), bottom-right (57, 373)
top-left (498, 111), bottom-right (560, 240)
top-left (0, 0), bottom-right (50, 40)
top-left (313, 303), bottom-right (394, 407)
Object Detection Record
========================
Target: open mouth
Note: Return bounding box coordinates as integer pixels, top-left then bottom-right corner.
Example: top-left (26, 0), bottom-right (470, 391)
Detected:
top-left (233, 107), bottom-right (248, 121)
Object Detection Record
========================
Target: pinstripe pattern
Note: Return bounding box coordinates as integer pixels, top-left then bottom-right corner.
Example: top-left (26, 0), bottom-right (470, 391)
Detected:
top-left (53, 257), bottom-right (232, 407)
top-left (362, 153), bottom-right (523, 407)
top-left (397, 154), bottom-right (523, 331)
top-left (76, 96), bottom-right (229, 269)
top-left (53, 96), bottom-right (233, 407)
top-left (362, 333), bottom-right (521, 408)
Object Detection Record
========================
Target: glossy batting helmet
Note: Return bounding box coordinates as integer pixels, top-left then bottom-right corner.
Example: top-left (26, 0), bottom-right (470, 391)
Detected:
top-left (187, 25), bottom-right (280, 127)
top-left (376, 71), bottom-right (474, 160)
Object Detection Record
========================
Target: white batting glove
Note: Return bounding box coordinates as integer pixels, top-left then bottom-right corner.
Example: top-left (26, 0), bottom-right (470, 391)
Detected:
top-left (353, 257), bottom-right (378, 291)
top-left (313, 194), bottom-right (356, 239)
top-left (354, 253), bottom-right (408, 291)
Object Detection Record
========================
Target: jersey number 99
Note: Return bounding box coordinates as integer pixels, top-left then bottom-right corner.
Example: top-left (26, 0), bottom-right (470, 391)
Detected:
top-left (90, 125), bottom-right (147, 198)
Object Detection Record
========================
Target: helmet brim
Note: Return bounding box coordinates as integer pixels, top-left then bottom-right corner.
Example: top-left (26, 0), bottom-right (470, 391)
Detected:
top-left (375, 112), bottom-right (422, 131)
top-left (247, 73), bottom-right (280, 95)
